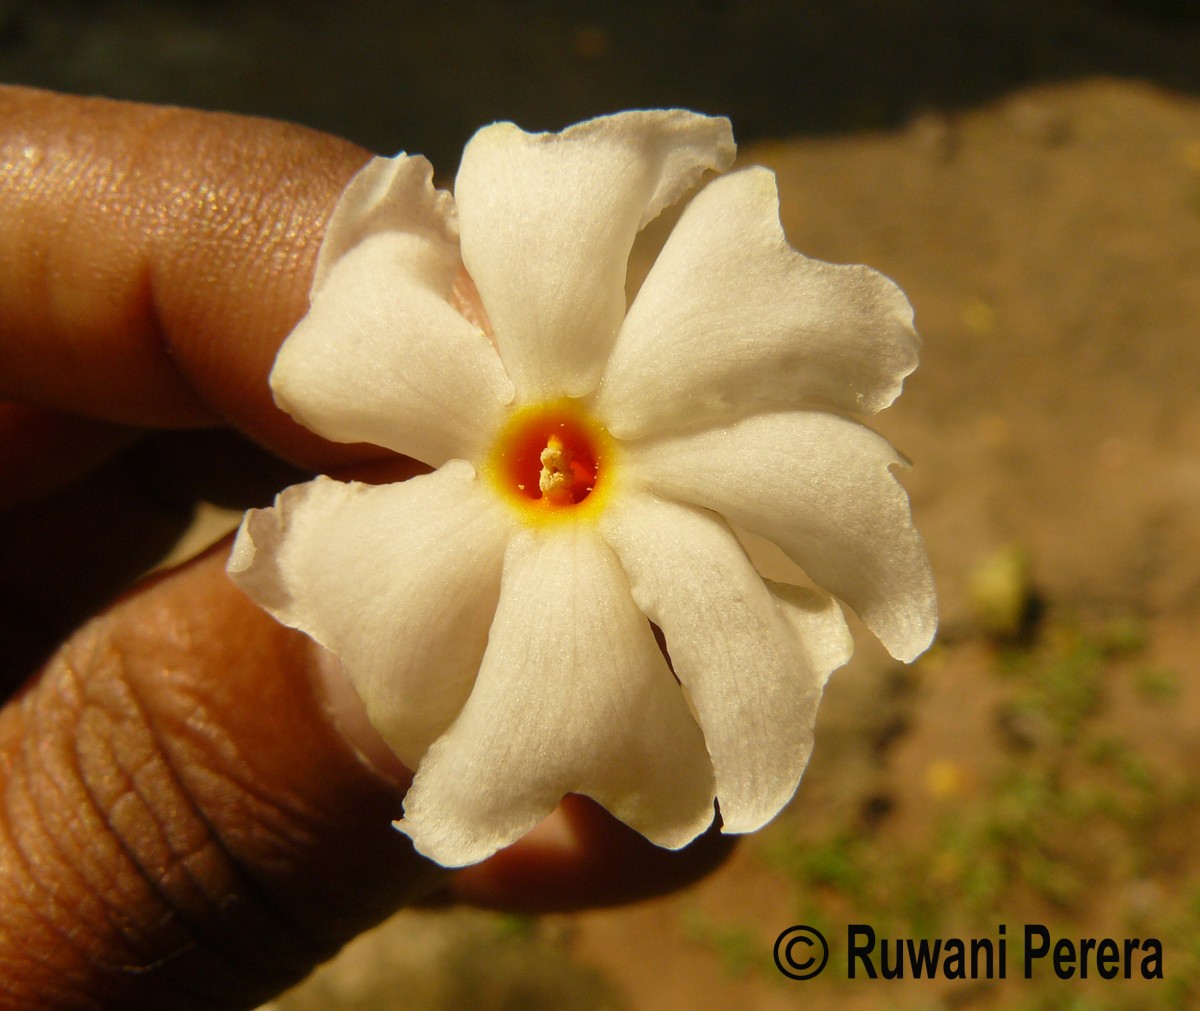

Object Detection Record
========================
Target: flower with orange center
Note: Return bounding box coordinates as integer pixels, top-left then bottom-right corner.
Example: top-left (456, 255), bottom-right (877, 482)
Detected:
top-left (229, 111), bottom-right (936, 867)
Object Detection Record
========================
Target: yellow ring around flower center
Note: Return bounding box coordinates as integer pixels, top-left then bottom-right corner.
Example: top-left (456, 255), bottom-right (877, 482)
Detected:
top-left (485, 400), bottom-right (617, 526)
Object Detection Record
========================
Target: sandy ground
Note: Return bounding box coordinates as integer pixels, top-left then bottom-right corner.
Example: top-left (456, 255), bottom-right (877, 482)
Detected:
top-left (4, 2), bottom-right (1200, 1008)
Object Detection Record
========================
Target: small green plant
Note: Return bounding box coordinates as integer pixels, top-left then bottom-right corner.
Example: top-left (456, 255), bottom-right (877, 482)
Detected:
top-left (681, 909), bottom-right (762, 978)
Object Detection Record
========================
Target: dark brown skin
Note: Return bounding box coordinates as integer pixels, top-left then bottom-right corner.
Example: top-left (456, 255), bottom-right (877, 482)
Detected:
top-left (0, 87), bottom-right (731, 1011)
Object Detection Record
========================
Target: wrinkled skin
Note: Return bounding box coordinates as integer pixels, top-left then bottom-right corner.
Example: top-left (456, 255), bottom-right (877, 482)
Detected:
top-left (0, 87), bottom-right (731, 1011)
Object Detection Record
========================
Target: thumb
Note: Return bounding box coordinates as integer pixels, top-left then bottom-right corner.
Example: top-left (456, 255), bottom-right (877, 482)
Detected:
top-left (0, 543), bottom-right (433, 1010)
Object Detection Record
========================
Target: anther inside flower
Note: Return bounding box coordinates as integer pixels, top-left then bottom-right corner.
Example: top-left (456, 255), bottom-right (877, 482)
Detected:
top-left (229, 109), bottom-right (937, 868)
top-left (488, 401), bottom-right (613, 519)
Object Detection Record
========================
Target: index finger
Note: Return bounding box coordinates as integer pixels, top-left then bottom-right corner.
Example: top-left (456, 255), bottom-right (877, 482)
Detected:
top-left (0, 86), bottom-right (378, 469)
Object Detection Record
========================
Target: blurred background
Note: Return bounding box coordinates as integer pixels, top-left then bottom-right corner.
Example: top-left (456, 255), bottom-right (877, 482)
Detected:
top-left (4, 1), bottom-right (1200, 1008)
top-left (3, 0), bottom-right (1199, 164)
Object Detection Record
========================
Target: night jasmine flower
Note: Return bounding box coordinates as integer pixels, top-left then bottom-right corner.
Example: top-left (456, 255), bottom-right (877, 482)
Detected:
top-left (229, 110), bottom-right (936, 867)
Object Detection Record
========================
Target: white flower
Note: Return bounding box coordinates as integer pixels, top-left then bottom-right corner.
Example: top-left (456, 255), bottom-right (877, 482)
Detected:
top-left (228, 110), bottom-right (936, 868)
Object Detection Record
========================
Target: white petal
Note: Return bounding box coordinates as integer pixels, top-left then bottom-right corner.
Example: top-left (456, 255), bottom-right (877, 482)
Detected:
top-left (311, 154), bottom-right (457, 293)
top-left (732, 528), bottom-right (855, 677)
top-left (273, 238), bottom-right (514, 467)
top-left (399, 525), bottom-right (715, 867)
top-left (601, 495), bottom-right (843, 833)
top-left (629, 412), bottom-right (937, 661)
top-left (228, 462), bottom-right (512, 768)
top-left (732, 524), bottom-right (813, 585)
top-left (597, 167), bottom-right (919, 438)
top-left (454, 111), bottom-right (735, 401)
top-left (272, 156), bottom-right (515, 466)
top-left (766, 581), bottom-right (853, 687)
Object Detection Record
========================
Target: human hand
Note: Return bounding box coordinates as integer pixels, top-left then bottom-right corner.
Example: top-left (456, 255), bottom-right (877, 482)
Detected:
top-left (0, 87), bottom-right (730, 1011)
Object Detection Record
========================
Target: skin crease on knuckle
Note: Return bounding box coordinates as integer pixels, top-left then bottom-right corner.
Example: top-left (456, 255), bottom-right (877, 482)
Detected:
top-left (0, 86), bottom-right (376, 470)
top-left (0, 548), bottom-right (434, 1011)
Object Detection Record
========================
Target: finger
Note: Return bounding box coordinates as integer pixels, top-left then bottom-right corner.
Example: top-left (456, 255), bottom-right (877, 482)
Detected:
top-left (0, 542), bottom-right (731, 1009)
top-left (0, 543), bottom-right (436, 1010)
top-left (444, 794), bottom-right (735, 913)
top-left (0, 86), bottom-right (382, 470)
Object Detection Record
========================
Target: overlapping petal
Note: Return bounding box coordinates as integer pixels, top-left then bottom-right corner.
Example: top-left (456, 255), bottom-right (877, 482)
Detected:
top-left (628, 412), bottom-right (936, 662)
top-left (227, 462), bottom-right (512, 768)
top-left (271, 156), bottom-right (514, 466)
top-left (596, 167), bottom-right (919, 438)
top-left (766, 581), bottom-right (853, 683)
top-left (453, 111), bottom-right (735, 401)
top-left (601, 495), bottom-right (846, 833)
top-left (399, 525), bottom-right (716, 867)
top-left (310, 153), bottom-right (456, 293)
